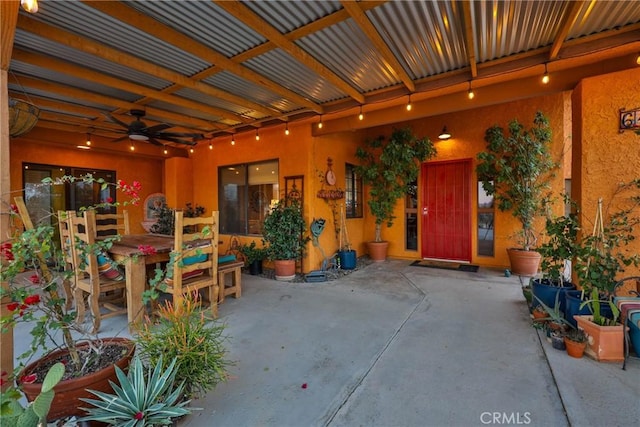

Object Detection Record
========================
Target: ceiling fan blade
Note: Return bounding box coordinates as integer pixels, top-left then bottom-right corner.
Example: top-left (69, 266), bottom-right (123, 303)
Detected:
top-left (103, 112), bottom-right (130, 130)
top-left (147, 137), bottom-right (164, 146)
top-left (112, 135), bottom-right (129, 142)
top-left (144, 123), bottom-right (172, 134)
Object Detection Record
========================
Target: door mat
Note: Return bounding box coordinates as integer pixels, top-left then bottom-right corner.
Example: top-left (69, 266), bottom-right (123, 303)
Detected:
top-left (410, 260), bottom-right (479, 272)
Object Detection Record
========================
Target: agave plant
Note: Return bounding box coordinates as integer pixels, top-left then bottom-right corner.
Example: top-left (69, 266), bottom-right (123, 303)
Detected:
top-left (79, 355), bottom-right (191, 426)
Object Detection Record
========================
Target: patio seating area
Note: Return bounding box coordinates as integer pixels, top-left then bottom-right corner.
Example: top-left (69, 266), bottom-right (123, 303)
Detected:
top-left (13, 261), bottom-right (639, 426)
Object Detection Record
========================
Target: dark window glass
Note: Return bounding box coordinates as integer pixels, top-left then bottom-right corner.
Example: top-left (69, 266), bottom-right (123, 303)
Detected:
top-left (405, 180), bottom-right (418, 250)
top-left (345, 163), bottom-right (363, 218)
top-left (477, 181), bottom-right (494, 257)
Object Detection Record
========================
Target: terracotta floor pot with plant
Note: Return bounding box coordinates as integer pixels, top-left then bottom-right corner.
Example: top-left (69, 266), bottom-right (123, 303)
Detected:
top-left (574, 315), bottom-right (626, 362)
top-left (564, 336), bottom-right (587, 358)
top-left (508, 248), bottom-right (542, 276)
top-left (19, 337), bottom-right (136, 421)
top-left (367, 241), bottom-right (389, 262)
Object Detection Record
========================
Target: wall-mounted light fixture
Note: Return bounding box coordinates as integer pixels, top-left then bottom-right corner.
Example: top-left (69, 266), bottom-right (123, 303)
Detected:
top-left (438, 126), bottom-right (451, 140)
top-left (542, 63), bottom-right (550, 84)
top-left (467, 81), bottom-right (475, 100)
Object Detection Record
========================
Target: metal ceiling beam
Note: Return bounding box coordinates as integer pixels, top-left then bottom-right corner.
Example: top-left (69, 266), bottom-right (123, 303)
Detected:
top-left (215, 0), bottom-right (366, 105)
top-left (16, 14), bottom-right (272, 121)
top-left (340, 1), bottom-right (415, 92)
top-left (549, 1), bottom-right (585, 60)
top-left (83, 0), bottom-right (323, 115)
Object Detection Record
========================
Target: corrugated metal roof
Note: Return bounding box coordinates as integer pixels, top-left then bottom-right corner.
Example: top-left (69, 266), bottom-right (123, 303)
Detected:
top-left (13, 30), bottom-right (171, 91)
top-left (35, 1), bottom-right (210, 75)
top-left (244, 49), bottom-right (347, 104)
top-left (173, 87), bottom-right (259, 119)
top-left (243, 0), bottom-right (343, 33)
top-left (125, 0), bottom-right (266, 58)
top-left (203, 71), bottom-right (298, 115)
top-left (7, 83), bottom-right (113, 112)
top-left (570, 0), bottom-right (640, 39)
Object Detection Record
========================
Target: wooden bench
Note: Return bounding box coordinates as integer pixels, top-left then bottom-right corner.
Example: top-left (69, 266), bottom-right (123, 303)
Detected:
top-left (218, 260), bottom-right (244, 303)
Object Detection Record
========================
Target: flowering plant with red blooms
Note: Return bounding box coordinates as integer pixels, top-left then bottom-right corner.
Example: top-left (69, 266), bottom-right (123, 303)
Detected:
top-left (0, 174), bottom-right (141, 391)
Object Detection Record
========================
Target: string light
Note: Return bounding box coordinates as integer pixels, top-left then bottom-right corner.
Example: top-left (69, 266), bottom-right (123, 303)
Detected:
top-left (190, 148), bottom-right (194, 154)
top-left (542, 63), bottom-right (550, 84)
top-left (467, 81), bottom-right (475, 100)
top-left (163, 148), bottom-right (168, 155)
top-left (255, 129), bottom-right (260, 141)
top-left (231, 135), bottom-right (235, 146)
top-left (636, 53), bottom-right (640, 65)
top-left (209, 140), bottom-right (213, 150)
top-left (406, 94), bottom-right (412, 111)
top-left (318, 115), bottom-right (323, 129)
top-left (358, 105), bottom-right (364, 121)
top-left (129, 143), bottom-right (135, 151)
top-left (285, 122), bottom-right (290, 136)
top-left (85, 133), bottom-right (91, 146)
top-left (21, 0), bottom-right (38, 13)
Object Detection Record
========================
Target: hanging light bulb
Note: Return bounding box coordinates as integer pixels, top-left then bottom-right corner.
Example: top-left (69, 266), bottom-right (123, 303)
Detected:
top-left (467, 81), bottom-right (475, 100)
top-left (190, 147), bottom-right (194, 154)
top-left (358, 105), bottom-right (364, 121)
top-left (636, 53), bottom-right (640, 65)
top-left (231, 135), bottom-right (235, 146)
top-left (318, 115), bottom-right (323, 129)
top-left (285, 122), bottom-right (290, 136)
top-left (163, 148), bottom-right (168, 155)
top-left (406, 94), bottom-right (412, 111)
top-left (130, 143), bottom-right (135, 151)
top-left (255, 129), bottom-right (260, 141)
top-left (542, 63), bottom-right (550, 84)
top-left (21, 0), bottom-right (38, 13)
top-left (85, 133), bottom-right (92, 146)
top-left (209, 139), bottom-right (213, 150)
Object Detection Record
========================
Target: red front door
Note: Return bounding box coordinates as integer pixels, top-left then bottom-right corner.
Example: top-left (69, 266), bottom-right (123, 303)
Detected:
top-left (421, 159), bottom-right (472, 261)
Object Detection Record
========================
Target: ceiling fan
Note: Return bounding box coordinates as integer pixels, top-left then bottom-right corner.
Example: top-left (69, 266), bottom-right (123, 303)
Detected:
top-left (106, 109), bottom-right (203, 146)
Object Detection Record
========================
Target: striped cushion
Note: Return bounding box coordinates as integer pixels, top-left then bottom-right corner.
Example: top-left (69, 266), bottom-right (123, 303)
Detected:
top-left (96, 251), bottom-right (124, 281)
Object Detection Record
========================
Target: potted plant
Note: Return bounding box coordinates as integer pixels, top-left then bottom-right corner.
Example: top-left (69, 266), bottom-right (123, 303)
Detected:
top-left (574, 288), bottom-right (625, 362)
top-left (134, 293), bottom-right (231, 400)
top-left (79, 355), bottom-right (192, 425)
top-left (476, 111), bottom-right (559, 275)
top-left (0, 175), bottom-right (140, 422)
top-left (355, 127), bottom-right (437, 261)
top-left (239, 241), bottom-right (267, 275)
top-left (262, 199), bottom-right (310, 280)
top-left (563, 328), bottom-right (588, 358)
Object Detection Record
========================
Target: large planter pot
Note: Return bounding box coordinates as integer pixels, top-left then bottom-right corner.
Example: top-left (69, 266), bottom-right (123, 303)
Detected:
top-left (574, 315), bottom-right (625, 362)
top-left (20, 337), bottom-right (136, 422)
top-left (367, 241), bottom-right (389, 262)
top-left (248, 259), bottom-right (263, 275)
top-left (506, 248), bottom-right (541, 276)
top-left (274, 259), bottom-right (296, 281)
top-left (565, 291), bottom-right (613, 328)
top-left (531, 279), bottom-right (575, 314)
top-left (564, 337), bottom-right (587, 358)
top-left (338, 249), bottom-right (357, 270)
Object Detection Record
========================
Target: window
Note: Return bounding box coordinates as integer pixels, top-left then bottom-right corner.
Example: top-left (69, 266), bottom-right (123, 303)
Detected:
top-left (405, 180), bottom-right (418, 250)
top-left (218, 160), bottom-right (279, 235)
top-left (345, 163), bottom-right (363, 218)
top-left (477, 181), bottom-right (494, 257)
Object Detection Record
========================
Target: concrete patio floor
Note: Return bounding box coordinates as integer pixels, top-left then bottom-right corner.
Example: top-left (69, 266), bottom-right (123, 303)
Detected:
top-left (11, 260), bottom-right (640, 426)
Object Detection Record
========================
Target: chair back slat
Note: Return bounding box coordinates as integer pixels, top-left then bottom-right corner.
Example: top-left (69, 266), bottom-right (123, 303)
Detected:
top-left (94, 210), bottom-right (130, 236)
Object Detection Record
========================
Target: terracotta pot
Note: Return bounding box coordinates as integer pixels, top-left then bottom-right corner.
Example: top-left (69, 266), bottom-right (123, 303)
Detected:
top-left (367, 241), bottom-right (389, 262)
top-left (574, 315), bottom-right (625, 362)
top-left (274, 259), bottom-right (296, 280)
top-left (20, 337), bottom-right (136, 422)
top-left (564, 337), bottom-right (587, 358)
top-left (506, 248), bottom-right (541, 276)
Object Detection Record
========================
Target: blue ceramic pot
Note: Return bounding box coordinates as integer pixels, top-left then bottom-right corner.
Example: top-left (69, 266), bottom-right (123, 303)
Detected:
top-left (531, 279), bottom-right (575, 315)
top-left (564, 290), bottom-right (614, 328)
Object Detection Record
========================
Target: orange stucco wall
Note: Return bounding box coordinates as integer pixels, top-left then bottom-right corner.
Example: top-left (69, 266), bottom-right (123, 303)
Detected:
top-left (572, 67), bottom-right (640, 280)
top-left (9, 134), bottom-right (164, 234)
top-left (165, 157), bottom-right (194, 210)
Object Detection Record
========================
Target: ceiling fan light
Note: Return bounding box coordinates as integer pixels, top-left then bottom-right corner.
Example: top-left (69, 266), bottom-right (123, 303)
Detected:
top-left (129, 133), bottom-right (148, 141)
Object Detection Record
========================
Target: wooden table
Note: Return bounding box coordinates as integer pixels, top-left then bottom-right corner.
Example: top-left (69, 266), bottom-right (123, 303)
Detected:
top-left (105, 234), bottom-right (174, 325)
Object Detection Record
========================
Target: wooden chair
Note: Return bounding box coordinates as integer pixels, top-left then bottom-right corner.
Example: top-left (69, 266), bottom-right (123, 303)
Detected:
top-left (94, 210), bottom-right (130, 236)
top-left (163, 211), bottom-right (220, 318)
top-left (218, 259), bottom-right (244, 304)
top-left (68, 209), bottom-right (128, 333)
top-left (57, 210), bottom-right (77, 309)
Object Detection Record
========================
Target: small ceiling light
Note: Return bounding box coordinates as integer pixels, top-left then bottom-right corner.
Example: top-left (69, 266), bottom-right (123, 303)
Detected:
top-left (255, 129), bottom-right (260, 141)
top-left (358, 105), bottom-right (364, 121)
top-left (231, 135), bottom-right (235, 146)
top-left (285, 122), bottom-right (290, 136)
top-left (406, 94), bottom-right (412, 111)
top-left (85, 133), bottom-right (92, 146)
top-left (542, 63), bottom-right (550, 84)
top-left (467, 81), bottom-right (475, 100)
top-left (21, 0), bottom-right (38, 13)
top-left (318, 115), bottom-right (323, 129)
top-left (438, 126), bottom-right (451, 140)
top-left (209, 140), bottom-right (213, 150)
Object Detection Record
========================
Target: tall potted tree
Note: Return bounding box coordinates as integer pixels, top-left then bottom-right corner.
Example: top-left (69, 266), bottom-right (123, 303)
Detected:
top-left (262, 199), bottom-right (310, 280)
top-left (476, 111), bottom-right (558, 275)
top-left (355, 127), bottom-right (437, 261)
